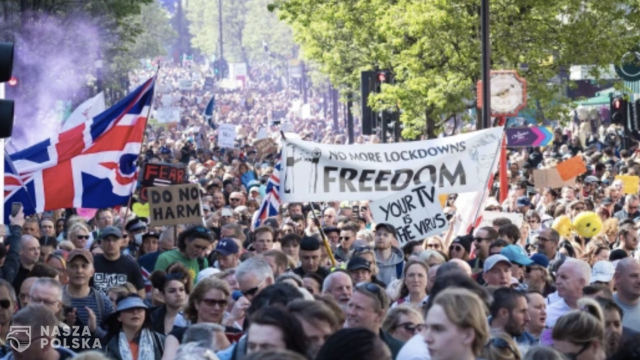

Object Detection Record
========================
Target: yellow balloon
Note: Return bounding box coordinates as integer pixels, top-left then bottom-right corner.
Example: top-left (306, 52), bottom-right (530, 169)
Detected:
top-left (132, 203), bottom-right (150, 218)
top-left (552, 215), bottom-right (573, 238)
top-left (573, 211), bottom-right (603, 238)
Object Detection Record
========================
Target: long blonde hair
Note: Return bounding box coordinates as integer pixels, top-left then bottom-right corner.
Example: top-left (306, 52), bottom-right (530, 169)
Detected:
top-left (552, 297), bottom-right (605, 350)
top-left (430, 288), bottom-right (490, 356)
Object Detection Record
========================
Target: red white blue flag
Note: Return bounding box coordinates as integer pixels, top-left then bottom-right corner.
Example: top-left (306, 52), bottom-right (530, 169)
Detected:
top-left (253, 155), bottom-right (281, 229)
top-left (3, 78), bottom-right (155, 222)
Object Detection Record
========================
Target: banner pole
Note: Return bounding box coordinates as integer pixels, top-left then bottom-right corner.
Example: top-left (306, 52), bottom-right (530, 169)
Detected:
top-left (498, 117), bottom-right (508, 203)
top-left (280, 131), bottom-right (337, 267)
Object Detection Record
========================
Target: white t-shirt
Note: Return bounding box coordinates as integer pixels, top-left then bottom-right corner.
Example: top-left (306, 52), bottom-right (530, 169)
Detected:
top-left (545, 299), bottom-right (572, 328)
top-left (396, 333), bottom-right (430, 360)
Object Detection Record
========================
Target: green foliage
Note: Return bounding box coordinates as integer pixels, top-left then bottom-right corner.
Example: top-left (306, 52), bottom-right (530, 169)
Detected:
top-left (274, 0), bottom-right (640, 138)
top-left (187, 0), bottom-right (296, 65)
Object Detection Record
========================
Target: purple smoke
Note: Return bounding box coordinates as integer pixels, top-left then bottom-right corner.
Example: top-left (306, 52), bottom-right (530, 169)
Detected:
top-left (5, 13), bottom-right (101, 151)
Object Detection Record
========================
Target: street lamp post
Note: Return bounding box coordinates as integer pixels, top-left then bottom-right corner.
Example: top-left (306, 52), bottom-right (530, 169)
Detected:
top-left (481, 0), bottom-right (491, 129)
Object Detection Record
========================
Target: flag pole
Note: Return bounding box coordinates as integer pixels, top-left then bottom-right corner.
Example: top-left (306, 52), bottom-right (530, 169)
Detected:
top-left (468, 127), bottom-right (504, 233)
top-left (280, 131), bottom-right (337, 267)
top-left (121, 66), bottom-right (161, 232)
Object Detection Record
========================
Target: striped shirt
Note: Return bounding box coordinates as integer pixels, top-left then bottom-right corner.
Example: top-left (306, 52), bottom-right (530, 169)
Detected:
top-left (63, 287), bottom-right (115, 338)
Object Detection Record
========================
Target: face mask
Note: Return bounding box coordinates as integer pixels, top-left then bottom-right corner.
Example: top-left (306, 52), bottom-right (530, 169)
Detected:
top-left (134, 233), bottom-right (143, 246)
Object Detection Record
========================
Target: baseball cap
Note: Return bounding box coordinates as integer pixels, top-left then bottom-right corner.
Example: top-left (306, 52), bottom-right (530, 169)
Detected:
top-left (609, 249), bottom-right (628, 261)
top-left (197, 268), bottom-right (221, 284)
top-left (591, 261), bottom-right (615, 283)
top-left (115, 296), bottom-right (148, 312)
top-left (601, 197), bottom-right (613, 206)
top-left (300, 237), bottom-right (321, 251)
top-left (483, 254), bottom-right (512, 273)
top-left (584, 176), bottom-right (599, 184)
top-left (501, 245), bottom-right (534, 266)
top-left (142, 231), bottom-right (160, 240)
top-left (347, 256), bottom-right (372, 272)
top-left (100, 226), bottom-right (122, 240)
top-left (375, 223), bottom-right (397, 238)
top-left (215, 238), bottom-right (240, 256)
top-left (529, 253), bottom-right (550, 268)
top-left (516, 196), bottom-right (531, 208)
top-left (68, 248), bottom-right (93, 264)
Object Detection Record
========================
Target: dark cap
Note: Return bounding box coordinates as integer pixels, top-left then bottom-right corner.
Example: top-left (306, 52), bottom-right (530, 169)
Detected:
top-left (601, 197), bottom-right (613, 205)
top-left (375, 223), bottom-right (397, 238)
top-left (263, 218), bottom-right (279, 230)
top-left (452, 235), bottom-right (473, 254)
top-left (300, 237), bottom-right (321, 251)
top-left (142, 231), bottom-right (160, 240)
top-left (610, 249), bottom-right (628, 261)
top-left (347, 256), bottom-right (372, 272)
top-left (529, 253), bottom-right (550, 268)
top-left (125, 217), bottom-right (148, 232)
top-left (100, 226), bottom-right (122, 240)
top-left (68, 248), bottom-right (93, 264)
top-left (215, 238), bottom-right (240, 256)
top-left (516, 196), bottom-right (531, 208)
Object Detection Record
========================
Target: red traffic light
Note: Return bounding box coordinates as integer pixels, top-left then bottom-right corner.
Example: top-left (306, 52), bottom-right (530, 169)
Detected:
top-left (613, 98), bottom-right (622, 109)
top-left (8, 76), bottom-right (17, 86)
top-left (377, 73), bottom-right (387, 83)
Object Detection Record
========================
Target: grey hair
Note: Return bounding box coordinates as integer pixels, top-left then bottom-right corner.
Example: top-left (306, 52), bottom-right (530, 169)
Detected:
top-left (626, 194), bottom-right (640, 204)
top-left (562, 258), bottom-right (592, 284)
top-left (12, 304), bottom-right (58, 331)
top-left (236, 257), bottom-right (273, 284)
top-left (0, 279), bottom-right (17, 304)
top-left (175, 342), bottom-right (220, 360)
top-left (183, 323), bottom-right (225, 351)
top-left (67, 222), bottom-right (90, 238)
top-left (418, 250), bottom-right (446, 265)
top-left (276, 273), bottom-right (304, 288)
top-left (322, 271), bottom-right (352, 292)
top-left (159, 228), bottom-right (175, 245)
top-left (31, 278), bottom-right (63, 301)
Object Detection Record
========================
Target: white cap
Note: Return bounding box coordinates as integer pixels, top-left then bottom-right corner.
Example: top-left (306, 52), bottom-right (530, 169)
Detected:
top-left (196, 267), bottom-right (221, 284)
top-left (591, 261), bottom-right (615, 283)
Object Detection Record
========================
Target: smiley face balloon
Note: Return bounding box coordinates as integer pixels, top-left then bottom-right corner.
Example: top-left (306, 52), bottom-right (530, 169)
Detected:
top-left (573, 211), bottom-right (603, 238)
top-left (552, 215), bottom-right (573, 238)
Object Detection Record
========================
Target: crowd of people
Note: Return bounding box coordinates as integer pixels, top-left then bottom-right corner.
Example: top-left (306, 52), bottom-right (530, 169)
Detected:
top-left (1, 58), bottom-right (639, 360)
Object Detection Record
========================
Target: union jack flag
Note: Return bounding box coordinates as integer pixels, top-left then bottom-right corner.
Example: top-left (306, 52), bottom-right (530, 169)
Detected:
top-left (3, 77), bottom-right (155, 223)
top-left (252, 155), bottom-right (281, 229)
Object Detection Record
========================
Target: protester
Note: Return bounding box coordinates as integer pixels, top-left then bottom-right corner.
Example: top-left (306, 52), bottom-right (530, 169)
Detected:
top-left (381, 305), bottom-right (424, 342)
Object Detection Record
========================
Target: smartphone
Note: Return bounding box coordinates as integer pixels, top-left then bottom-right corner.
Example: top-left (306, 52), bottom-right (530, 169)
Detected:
top-left (352, 205), bottom-right (360, 216)
top-left (11, 203), bottom-right (22, 217)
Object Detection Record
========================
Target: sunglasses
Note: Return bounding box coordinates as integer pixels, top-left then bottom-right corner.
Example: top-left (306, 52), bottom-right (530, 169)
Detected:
top-left (527, 220), bottom-right (539, 224)
top-left (75, 235), bottom-right (90, 240)
top-left (487, 338), bottom-right (519, 357)
top-left (449, 245), bottom-right (464, 252)
top-left (573, 207), bottom-right (585, 211)
top-left (357, 282), bottom-right (384, 307)
top-left (562, 342), bottom-right (590, 360)
top-left (230, 198), bottom-right (241, 202)
top-left (426, 244), bottom-right (441, 249)
top-left (339, 236), bottom-right (351, 240)
top-left (394, 322), bottom-right (424, 334)
top-left (354, 246), bottom-right (373, 253)
top-left (193, 226), bottom-right (211, 235)
top-left (0, 299), bottom-right (11, 309)
top-left (473, 237), bottom-right (489, 243)
top-left (202, 298), bottom-right (228, 308)
top-left (241, 278), bottom-right (266, 298)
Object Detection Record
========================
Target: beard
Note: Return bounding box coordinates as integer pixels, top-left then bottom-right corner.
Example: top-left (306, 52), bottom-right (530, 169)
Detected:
top-left (504, 316), bottom-right (524, 337)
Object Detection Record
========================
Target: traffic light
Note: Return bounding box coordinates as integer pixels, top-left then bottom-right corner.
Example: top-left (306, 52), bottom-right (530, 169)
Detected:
top-left (611, 96), bottom-right (627, 125)
top-left (360, 70), bottom-right (393, 136)
top-left (0, 42), bottom-right (14, 139)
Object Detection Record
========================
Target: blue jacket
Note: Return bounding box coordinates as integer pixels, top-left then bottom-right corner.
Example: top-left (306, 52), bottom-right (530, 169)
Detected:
top-left (138, 251), bottom-right (161, 274)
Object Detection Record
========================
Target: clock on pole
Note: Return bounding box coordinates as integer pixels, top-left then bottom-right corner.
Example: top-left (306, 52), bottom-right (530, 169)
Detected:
top-left (476, 70), bottom-right (528, 117)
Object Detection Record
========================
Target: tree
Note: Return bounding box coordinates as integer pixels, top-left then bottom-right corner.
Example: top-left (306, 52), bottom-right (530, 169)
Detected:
top-left (273, 0), bottom-right (640, 138)
top-left (243, 0), bottom-right (296, 63)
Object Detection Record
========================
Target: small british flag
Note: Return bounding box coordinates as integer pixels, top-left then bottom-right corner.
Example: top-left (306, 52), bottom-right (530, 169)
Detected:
top-left (253, 156), bottom-right (281, 229)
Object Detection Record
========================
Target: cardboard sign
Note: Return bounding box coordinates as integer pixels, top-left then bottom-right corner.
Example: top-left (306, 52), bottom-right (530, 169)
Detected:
top-left (533, 168), bottom-right (576, 189)
top-left (615, 175), bottom-right (639, 194)
top-left (149, 184), bottom-right (203, 226)
top-left (254, 138), bottom-right (277, 159)
top-left (140, 163), bottom-right (186, 202)
top-left (179, 79), bottom-right (194, 91)
top-left (479, 211), bottom-right (523, 229)
top-left (556, 156), bottom-right (587, 181)
top-left (218, 124), bottom-right (236, 148)
top-left (371, 183), bottom-right (449, 245)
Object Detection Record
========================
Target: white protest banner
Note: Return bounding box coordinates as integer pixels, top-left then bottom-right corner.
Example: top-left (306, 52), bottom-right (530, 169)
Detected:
top-left (155, 107), bottom-right (181, 123)
top-left (148, 184), bottom-right (203, 226)
top-left (478, 211), bottom-right (523, 229)
top-left (160, 94), bottom-right (174, 107)
top-left (218, 123), bottom-right (236, 148)
top-left (280, 127), bottom-right (503, 202)
top-left (257, 127), bottom-right (268, 140)
top-left (179, 79), bottom-right (194, 91)
top-left (281, 122), bottom-right (294, 133)
top-left (371, 183), bottom-right (449, 245)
